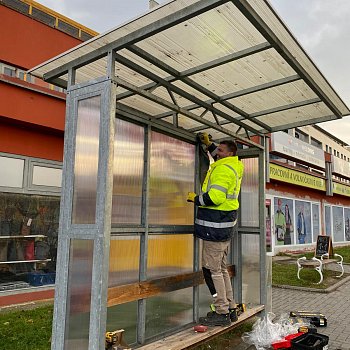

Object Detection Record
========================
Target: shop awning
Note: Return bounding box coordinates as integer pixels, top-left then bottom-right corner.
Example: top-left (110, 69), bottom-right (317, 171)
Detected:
top-left (29, 0), bottom-right (350, 143)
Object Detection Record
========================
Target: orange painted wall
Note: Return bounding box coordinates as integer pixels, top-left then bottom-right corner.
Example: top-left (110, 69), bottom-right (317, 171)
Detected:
top-left (0, 120), bottom-right (63, 161)
top-left (0, 5), bottom-right (82, 69)
top-left (0, 80), bottom-right (65, 130)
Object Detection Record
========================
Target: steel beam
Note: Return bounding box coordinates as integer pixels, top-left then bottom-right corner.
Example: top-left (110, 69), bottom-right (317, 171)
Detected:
top-left (232, 0), bottom-right (344, 119)
top-left (249, 97), bottom-right (321, 119)
top-left (115, 77), bottom-right (264, 149)
top-left (270, 114), bottom-right (337, 132)
top-left (116, 42), bottom-right (275, 102)
top-left (151, 74), bottom-right (300, 120)
top-left (180, 42), bottom-right (272, 77)
top-left (42, 0), bottom-right (231, 81)
top-left (115, 53), bottom-right (263, 136)
top-left (128, 45), bottom-right (271, 132)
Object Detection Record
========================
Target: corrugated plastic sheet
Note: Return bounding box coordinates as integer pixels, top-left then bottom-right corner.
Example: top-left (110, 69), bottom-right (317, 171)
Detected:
top-left (29, 0), bottom-right (350, 139)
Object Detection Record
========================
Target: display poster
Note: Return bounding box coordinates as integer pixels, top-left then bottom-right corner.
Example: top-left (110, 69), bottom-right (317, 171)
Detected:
top-left (324, 206), bottom-right (332, 237)
top-left (332, 206), bottom-right (344, 242)
top-left (274, 197), bottom-right (294, 246)
top-left (312, 203), bottom-right (320, 243)
top-left (295, 200), bottom-right (312, 244)
top-left (344, 208), bottom-right (350, 241)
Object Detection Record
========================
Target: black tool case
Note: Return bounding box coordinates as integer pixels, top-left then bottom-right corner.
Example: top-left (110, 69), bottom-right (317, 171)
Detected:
top-left (291, 333), bottom-right (329, 350)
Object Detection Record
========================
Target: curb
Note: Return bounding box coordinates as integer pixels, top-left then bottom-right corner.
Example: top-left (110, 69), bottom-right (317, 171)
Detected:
top-left (272, 275), bottom-right (350, 293)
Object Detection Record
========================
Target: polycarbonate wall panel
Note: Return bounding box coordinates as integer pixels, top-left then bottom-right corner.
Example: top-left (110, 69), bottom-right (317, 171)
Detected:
top-left (108, 236), bottom-right (140, 287)
top-left (240, 158), bottom-right (259, 227)
top-left (241, 234), bottom-right (260, 305)
top-left (198, 283), bottom-right (212, 316)
top-left (149, 131), bottom-right (195, 225)
top-left (145, 288), bottom-right (193, 340)
top-left (107, 301), bottom-right (137, 346)
top-left (112, 119), bottom-right (144, 224)
top-left (72, 96), bottom-right (100, 224)
top-left (65, 239), bottom-right (94, 350)
top-left (147, 234), bottom-right (193, 279)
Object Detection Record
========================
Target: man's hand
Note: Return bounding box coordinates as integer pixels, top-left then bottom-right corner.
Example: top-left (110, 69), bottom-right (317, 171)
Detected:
top-left (199, 132), bottom-right (212, 146)
top-left (187, 192), bottom-right (197, 202)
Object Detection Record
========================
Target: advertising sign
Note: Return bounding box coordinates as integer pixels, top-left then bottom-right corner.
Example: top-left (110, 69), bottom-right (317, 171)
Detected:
top-left (270, 163), bottom-right (326, 191)
top-left (271, 132), bottom-right (325, 168)
top-left (332, 182), bottom-right (350, 197)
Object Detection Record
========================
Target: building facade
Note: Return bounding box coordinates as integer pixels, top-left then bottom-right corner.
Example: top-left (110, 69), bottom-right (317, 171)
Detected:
top-left (1, 0), bottom-right (350, 300)
top-left (267, 126), bottom-right (350, 254)
top-left (0, 0), bottom-right (96, 294)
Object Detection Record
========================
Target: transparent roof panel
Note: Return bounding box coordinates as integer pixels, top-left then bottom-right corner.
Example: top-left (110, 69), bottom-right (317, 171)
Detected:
top-left (29, 0), bottom-right (350, 144)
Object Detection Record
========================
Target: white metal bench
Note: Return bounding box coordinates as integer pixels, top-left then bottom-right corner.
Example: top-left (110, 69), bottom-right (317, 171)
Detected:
top-left (297, 253), bottom-right (344, 284)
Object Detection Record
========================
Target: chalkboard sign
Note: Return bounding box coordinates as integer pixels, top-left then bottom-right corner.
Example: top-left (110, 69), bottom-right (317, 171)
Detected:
top-left (315, 235), bottom-right (333, 258)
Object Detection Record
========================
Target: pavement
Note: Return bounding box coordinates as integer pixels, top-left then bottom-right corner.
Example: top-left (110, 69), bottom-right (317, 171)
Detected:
top-left (272, 264), bottom-right (350, 350)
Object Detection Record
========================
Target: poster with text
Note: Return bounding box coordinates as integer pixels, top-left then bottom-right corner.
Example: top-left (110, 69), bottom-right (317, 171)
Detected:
top-left (312, 203), bottom-right (320, 243)
top-left (332, 206), bottom-right (344, 242)
top-left (295, 200), bottom-right (312, 244)
top-left (274, 197), bottom-right (294, 246)
top-left (344, 208), bottom-right (350, 241)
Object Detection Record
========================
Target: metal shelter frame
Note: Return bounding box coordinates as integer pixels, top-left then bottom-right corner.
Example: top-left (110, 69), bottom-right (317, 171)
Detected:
top-left (29, 1), bottom-right (349, 349)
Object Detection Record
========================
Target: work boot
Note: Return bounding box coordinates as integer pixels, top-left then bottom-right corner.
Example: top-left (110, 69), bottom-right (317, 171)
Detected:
top-left (199, 312), bottom-right (231, 327)
top-left (229, 308), bottom-right (238, 322)
top-left (207, 304), bottom-right (238, 322)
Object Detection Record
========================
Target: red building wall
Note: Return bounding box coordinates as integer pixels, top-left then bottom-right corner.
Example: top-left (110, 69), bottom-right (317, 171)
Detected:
top-left (0, 5), bottom-right (81, 69)
top-left (0, 5), bottom-right (83, 160)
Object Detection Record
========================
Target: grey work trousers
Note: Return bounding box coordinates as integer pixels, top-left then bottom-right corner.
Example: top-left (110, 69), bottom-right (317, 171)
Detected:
top-left (202, 239), bottom-right (235, 315)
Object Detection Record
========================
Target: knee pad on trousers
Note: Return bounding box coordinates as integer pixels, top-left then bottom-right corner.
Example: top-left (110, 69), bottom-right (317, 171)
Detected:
top-left (202, 267), bottom-right (216, 296)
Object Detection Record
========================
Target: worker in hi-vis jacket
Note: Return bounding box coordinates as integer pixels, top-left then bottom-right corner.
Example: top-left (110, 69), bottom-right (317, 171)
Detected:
top-left (187, 133), bottom-right (244, 327)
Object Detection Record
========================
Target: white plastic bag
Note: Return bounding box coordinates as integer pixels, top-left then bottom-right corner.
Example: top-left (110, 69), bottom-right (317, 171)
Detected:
top-left (241, 312), bottom-right (305, 350)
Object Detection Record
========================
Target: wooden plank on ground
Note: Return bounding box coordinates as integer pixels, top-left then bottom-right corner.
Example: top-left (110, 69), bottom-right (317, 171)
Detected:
top-left (136, 305), bottom-right (264, 350)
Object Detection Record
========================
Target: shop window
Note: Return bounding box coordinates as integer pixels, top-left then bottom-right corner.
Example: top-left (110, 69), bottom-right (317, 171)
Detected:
top-left (332, 206), bottom-right (344, 242)
top-left (4, 66), bottom-right (16, 77)
top-left (324, 206), bottom-right (332, 237)
top-left (273, 197), bottom-right (295, 246)
top-left (32, 166), bottom-right (62, 188)
top-left (0, 156), bottom-right (24, 188)
top-left (312, 203), bottom-right (320, 243)
top-left (25, 73), bottom-right (33, 83)
top-left (344, 208), bottom-right (350, 241)
top-left (295, 129), bottom-right (309, 143)
top-left (310, 137), bottom-right (322, 149)
top-left (0, 192), bottom-right (60, 290)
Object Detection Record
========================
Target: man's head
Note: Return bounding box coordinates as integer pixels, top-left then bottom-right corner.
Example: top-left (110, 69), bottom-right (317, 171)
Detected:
top-left (217, 140), bottom-right (237, 159)
top-left (277, 198), bottom-right (282, 209)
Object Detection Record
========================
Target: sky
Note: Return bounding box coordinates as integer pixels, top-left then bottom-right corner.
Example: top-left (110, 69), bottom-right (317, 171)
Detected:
top-left (35, 0), bottom-right (350, 143)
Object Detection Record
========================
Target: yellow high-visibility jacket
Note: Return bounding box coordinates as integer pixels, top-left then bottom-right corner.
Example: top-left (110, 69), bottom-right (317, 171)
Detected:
top-left (195, 156), bottom-right (244, 241)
